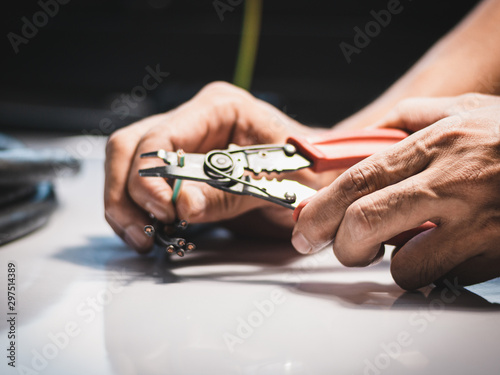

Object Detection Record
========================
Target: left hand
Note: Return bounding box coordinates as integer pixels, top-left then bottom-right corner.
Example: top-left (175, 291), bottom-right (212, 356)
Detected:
top-left (292, 93), bottom-right (500, 290)
top-left (104, 82), bottom-right (334, 253)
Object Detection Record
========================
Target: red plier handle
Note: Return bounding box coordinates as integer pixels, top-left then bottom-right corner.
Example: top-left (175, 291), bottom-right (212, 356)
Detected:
top-left (288, 128), bottom-right (436, 247)
top-left (287, 128), bottom-right (408, 172)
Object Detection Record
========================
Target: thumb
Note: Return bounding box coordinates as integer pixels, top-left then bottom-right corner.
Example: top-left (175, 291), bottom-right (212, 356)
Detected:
top-left (175, 181), bottom-right (268, 223)
top-left (370, 97), bottom-right (455, 133)
top-left (371, 94), bottom-right (500, 133)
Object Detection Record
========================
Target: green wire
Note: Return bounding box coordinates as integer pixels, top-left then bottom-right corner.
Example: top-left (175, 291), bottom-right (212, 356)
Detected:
top-left (172, 1), bottom-right (262, 205)
top-left (233, 0), bottom-right (263, 90)
top-left (171, 151), bottom-right (185, 204)
top-left (172, 179), bottom-right (182, 204)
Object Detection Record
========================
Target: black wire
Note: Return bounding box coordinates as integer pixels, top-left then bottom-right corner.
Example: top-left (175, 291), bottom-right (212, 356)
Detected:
top-left (0, 133), bottom-right (80, 246)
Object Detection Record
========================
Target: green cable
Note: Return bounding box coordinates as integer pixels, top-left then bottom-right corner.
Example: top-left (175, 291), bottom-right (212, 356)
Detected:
top-left (172, 179), bottom-right (182, 203)
top-left (171, 151), bottom-right (185, 204)
top-left (172, 1), bottom-right (262, 204)
top-left (233, 0), bottom-right (263, 90)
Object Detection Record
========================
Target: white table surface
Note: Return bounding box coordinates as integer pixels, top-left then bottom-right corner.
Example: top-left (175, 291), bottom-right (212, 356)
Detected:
top-left (1, 135), bottom-right (500, 375)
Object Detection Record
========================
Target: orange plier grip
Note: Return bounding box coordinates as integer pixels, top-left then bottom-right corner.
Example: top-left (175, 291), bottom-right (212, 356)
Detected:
top-left (289, 128), bottom-right (436, 247)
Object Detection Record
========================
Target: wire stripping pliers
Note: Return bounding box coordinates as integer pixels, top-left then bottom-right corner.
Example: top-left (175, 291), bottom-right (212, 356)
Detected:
top-left (139, 128), bottom-right (434, 255)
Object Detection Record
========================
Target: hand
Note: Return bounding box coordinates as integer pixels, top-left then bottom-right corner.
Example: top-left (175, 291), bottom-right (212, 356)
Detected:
top-left (105, 82), bottom-right (327, 253)
top-left (292, 93), bottom-right (500, 289)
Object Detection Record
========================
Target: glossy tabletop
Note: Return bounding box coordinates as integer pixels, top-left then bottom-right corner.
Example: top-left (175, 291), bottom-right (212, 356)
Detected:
top-left (1, 135), bottom-right (499, 375)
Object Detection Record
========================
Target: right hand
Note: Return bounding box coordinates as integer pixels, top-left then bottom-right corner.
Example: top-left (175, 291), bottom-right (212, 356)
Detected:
top-left (104, 82), bottom-right (329, 253)
top-left (292, 93), bottom-right (500, 289)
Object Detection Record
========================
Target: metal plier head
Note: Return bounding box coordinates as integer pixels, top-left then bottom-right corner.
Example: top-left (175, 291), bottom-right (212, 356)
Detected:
top-left (138, 129), bottom-right (410, 256)
top-left (139, 143), bottom-right (318, 209)
top-left (139, 129), bottom-right (409, 211)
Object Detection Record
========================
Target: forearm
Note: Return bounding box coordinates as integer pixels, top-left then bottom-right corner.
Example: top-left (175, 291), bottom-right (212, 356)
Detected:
top-left (335, 0), bottom-right (500, 130)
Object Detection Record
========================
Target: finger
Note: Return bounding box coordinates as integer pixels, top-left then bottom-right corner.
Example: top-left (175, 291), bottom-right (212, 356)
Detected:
top-left (127, 82), bottom-right (306, 224)
top-left (292, 127), bottom-right (434, 255)
top-left (436, 253), bottom-right (500, 287)
top-left (370, 97), bottom-right (456, 132)
top-left (372, 94), bottom-right (500, 133)
top-left (175, 181), bottom-right (271, 223)
top-left (368, 244), bottom-right (386, 266)
top-left (127, 130), bottom-right (176, 224)
top-left (390, 223), bottom-right (481, 290)
top-left (126, 98), bottom-right (240, 222)
top-left (435, 223), bottom-right (500, 287)
top-left (332, 169), bottom-right (444, 267)
top-left (104, 115), bottom-right (166, 252)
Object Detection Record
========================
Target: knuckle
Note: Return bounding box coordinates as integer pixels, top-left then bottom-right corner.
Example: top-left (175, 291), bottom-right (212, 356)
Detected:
top-left (198, 81), bottom-right (241, 98)
top-left (195, 81), bottom-right (251, 115)
top-left (337, 165), bottom-right (380, 205)
top-left (337, 170), bottom-right (365, 204)
top-left (412, 132), bottom-right (433, 159)
top-left (456, 92), bottom-right (485, 112)
top-left (346, 200), bottom-right (381, 240)
top-left (424, 119), bottom-right (463, 154)
top-left (105, 129), bottom-right (127, 157)
top-left (348, 168), bottom-right (371, 194)
top-left (394, 98), bottom-right (419, 115)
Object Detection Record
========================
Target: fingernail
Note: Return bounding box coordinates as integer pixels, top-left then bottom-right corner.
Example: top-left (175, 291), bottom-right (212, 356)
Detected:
top-left (368, 244), bottom-right (386, 266)
top-left (368, 253), bottom-right (384, 266)
top-left (291, 231), bottom-right (312, 254)
top-left (145, 201), bottom-right (168, 222)
top-left (124, 225), bottom-right (151, 253)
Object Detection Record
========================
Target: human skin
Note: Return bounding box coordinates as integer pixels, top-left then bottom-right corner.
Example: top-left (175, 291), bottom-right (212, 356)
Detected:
top-left (293, 94), bottom-right (500, 289)
top-left (335, 0), bottom-right (500, 130)
top-left (104, 82), bottom-right (333, 252)
top-left (104, 0), bottom-right (500, 288)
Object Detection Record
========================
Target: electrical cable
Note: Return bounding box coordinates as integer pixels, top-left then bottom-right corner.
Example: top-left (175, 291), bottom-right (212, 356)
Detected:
top-left (171, 0), bottom-right (263, 203)
top-left (233, 0), bottom-right (263, 90)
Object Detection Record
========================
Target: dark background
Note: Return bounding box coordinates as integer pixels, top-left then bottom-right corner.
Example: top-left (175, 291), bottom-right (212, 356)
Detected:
top-left (1, 0), bottom-right (480, 133)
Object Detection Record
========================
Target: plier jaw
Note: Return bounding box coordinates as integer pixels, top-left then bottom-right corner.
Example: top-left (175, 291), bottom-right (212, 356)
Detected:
top-left (139, 129), bottom-right (409, 210)
top-left (139, 143), bottom-right (317, 209)
top-left (138, 128), bottom-right (411, 254)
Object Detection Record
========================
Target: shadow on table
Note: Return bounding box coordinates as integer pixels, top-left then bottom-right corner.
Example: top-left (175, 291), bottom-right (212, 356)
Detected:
top-left (53, 228), bottom-right (500, 312)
